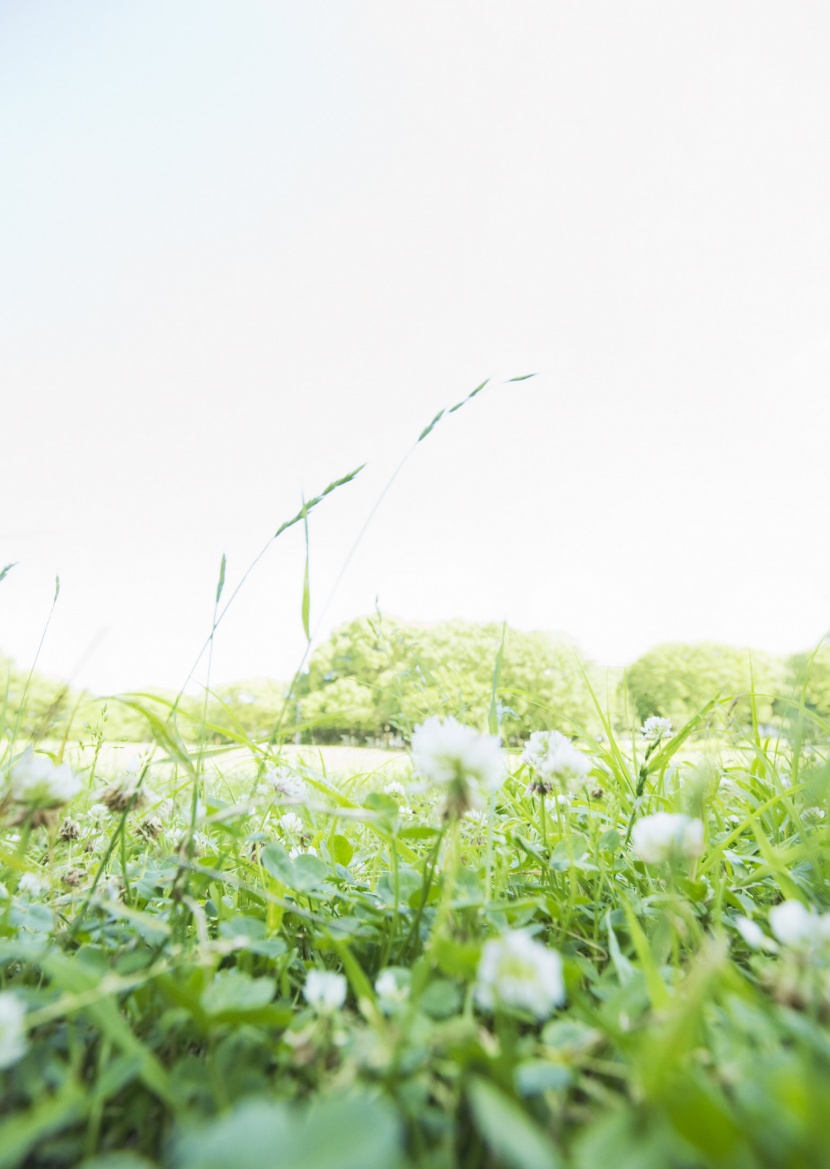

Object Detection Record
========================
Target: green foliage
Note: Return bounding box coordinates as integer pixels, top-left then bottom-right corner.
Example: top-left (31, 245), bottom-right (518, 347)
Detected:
top-left (787, 644), bottom-right (830, 721)
top-left (296, 616), bottom-right (602, 743)
top-left (625, 641), bottom-right (787, 725)
top-left (1, 678), bottom-right (829, 1167)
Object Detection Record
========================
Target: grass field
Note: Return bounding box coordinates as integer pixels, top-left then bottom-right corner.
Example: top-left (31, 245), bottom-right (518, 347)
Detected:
top-left (2, 695), bottom-right (830, 1169)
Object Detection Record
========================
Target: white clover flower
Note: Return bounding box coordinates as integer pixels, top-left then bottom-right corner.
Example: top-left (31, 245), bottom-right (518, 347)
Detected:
top-left (0, 992), bottom-right (27, 1070)
top-left (288, 845), bottom-right (317, 860)
top-left (641, 717), bottom-right (673, 743)
top-left (7, 748), bottom-right (81, 809)
top-left (384, 781), bottom-right (406, 799)
top-left (0, 883), bottom-right (8, 900)
top-left (410, 717), bottom-right (505, 814)
top-left (475, 931), bottom-right (565, 1019)
top-left (521, 731), bottom-right (591, 793)
top-left (735, 916), bottom-right (766, 950)
top-left (303, 970), bottom-right (347, 1013)
top-left (769, 900), bottom-right (817, 948)
top-left (375, 968), bottom-right (410, 1005)
top-left (268, 766), bottom-right (308, 804)
top-left (278, 812), bottom-right (304, 836)
top-left (18, 872), bottom-right (48, 897)
top-left (630, 813), bottom-right (704, 865)
top-left (88, 803), bottom-right (110, 822)
top-left (398, 805), bottom-right (415, 818)
top-left (464, 809), bottom-right (487, 825)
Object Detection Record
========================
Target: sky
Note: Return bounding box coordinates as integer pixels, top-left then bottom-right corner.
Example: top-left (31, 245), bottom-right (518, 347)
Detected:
top-left (2, 1), bottom-right (830, 695)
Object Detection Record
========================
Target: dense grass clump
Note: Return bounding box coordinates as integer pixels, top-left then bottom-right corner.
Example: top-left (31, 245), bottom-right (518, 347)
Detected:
top-left (2, 690), bottom-right (830, 1169)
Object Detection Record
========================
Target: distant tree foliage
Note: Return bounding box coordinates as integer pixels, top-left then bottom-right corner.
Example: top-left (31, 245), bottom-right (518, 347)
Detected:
top-left (623, 642), bottom-right (787, 726)
top-left (294, 616), bottom-right (602, 744)
top-left (4, 628), bottom-right (821, 746)
top-left (785, 645), bottom-right (830, 723)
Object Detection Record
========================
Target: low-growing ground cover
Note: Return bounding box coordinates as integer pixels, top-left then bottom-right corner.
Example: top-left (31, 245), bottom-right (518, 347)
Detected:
top-left (1, 699), bottom-right (830, 1169)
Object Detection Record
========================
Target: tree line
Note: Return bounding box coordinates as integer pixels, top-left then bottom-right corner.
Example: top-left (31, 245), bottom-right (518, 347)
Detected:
top-left (2, 617), bottom-right (828, 746)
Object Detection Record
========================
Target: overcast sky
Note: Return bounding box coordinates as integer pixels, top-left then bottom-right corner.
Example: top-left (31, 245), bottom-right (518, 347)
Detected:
top-left (2, 2), bottom-right (830, 695)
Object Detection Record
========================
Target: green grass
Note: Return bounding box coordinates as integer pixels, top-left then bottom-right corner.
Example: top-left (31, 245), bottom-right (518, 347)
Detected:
top-left (1, 698), bottom-right (830, 1169)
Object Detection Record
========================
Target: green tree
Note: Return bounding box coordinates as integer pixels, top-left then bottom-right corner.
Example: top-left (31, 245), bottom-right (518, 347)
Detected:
top-left (784, 644), bottom-right (830, 724)
top-left (625, 642), bottom-right (786, 726)
top-left (296, 616), bottom-right (603, 743)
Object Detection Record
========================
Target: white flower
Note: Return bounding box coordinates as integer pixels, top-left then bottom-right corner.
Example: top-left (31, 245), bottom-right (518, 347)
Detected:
top-left (521, 731), bottom-right (591, 792)
top-left (7, 748), bottom-right (81, 808)
top-left (398, 805), bottom-right (415, 818)
top-left (642, 717), bottom-right (673, 743)
top-left (18, 872), bottom-right (48, 897)
top-left (268, 766), bottom-right (308, 803)
top-left (279, 812), bottom-right (304, 836)
top-left (769, 900), bottom-right (817, 947)
top-left (0, 992), bottom-right (27, 1070)
top-left (735, 916), bottom-right (766, 949)
top-left (303, 970), bottom-right (347, 1013)
top-left (384, 781), bottom-right (406, 799)
top-left (88, 803), bottom-right (110, 821)
top-left (475, 931), bottom-right (565, 1019)
top-left (464, 809), bottom-right (487, 825)
top-left (630, 813), bottom-right (704, 864)
top-left (289, 845), bottom-right (317, 860)
top-left (410, 717), bottom-right (505, 813)
top-left (375, 968), bottom-right (410, 1005)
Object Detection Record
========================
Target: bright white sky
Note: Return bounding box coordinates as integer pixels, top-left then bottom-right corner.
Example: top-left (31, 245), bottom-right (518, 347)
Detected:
top-left (2, 2), bottom-right (830, 695)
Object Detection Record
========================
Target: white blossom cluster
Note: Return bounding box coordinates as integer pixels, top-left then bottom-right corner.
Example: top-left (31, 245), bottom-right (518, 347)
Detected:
top-left (410, 717), bottom-right (505, 814)
top-left (521, 730), bottom-right (591, 794)
top-left (769, 900), bottom-right (830, 950)
top-left (304, 970), bottom-right (347, 1014)
top-left (375, 968), bottom-right (410, 1008)
top-left (475, 931), bottom-right (565, 1019)
top-left (6, 748), bottom-right (81, 809)
top-left (267, 766), bottom-right (308, 804)
top-left (641, 717), bottom-right (673, 743)
top-left (630, 812), bottom-right (704, 864)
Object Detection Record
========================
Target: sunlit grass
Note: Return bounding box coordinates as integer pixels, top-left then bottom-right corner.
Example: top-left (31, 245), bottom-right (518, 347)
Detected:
top-left (1, 692), bottom-right (829, 1168)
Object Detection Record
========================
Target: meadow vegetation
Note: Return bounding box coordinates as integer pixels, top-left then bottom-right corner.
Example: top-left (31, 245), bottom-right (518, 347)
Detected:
top-left (3, 382), bottom-right (830, 1168)
top-left (2, 651), bottom-right (830, 1168)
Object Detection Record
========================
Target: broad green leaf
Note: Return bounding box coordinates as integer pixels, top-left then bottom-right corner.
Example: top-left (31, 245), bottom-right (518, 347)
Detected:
top-left (467, 1077), bottom-right (562, 1169)
top-left (202, 970), bottom-right (276, 1017)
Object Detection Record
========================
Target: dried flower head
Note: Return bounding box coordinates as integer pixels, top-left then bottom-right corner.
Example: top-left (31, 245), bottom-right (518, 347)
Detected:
top-left (59, 817), bottom-right (81, 841)
top-left (101, 781), bottom-right (145, 814)
top-left (137, 815), bottom-right (163, 840)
